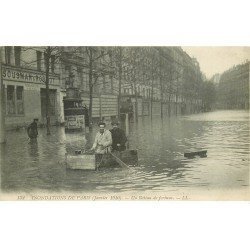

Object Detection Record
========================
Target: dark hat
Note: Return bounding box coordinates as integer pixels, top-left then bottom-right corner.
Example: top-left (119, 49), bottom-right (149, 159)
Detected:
top-left (111, 120), bottom-right (119, 125)
top-left (98, 121), bottom-right (106, 127)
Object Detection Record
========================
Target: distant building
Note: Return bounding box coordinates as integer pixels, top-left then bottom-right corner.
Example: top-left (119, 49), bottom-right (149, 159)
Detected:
top-left (210, 73), bottom-right (221, 85)
top-left (217, 61), bottom-right (249, 109)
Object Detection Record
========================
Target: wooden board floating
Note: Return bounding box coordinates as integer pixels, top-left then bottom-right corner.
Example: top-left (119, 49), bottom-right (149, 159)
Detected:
top-left (184, 150), bottom-right (207, 158)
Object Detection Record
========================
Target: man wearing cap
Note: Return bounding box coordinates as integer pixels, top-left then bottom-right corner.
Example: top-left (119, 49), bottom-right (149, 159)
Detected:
top-left (27, 118), bottom-right (39, 139)
top-left (90, 122), bottom-right (112, 154)
top-left (110, 120), bottom-right (127, 152)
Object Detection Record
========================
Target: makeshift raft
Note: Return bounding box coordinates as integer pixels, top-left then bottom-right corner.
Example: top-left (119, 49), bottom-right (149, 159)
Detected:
top-left (65, 150), bottom-right (138, 170)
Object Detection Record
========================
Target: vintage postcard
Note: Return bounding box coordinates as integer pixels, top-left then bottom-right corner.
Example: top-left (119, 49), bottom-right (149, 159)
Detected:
top-left (0, 46), bottom-right (249, 201)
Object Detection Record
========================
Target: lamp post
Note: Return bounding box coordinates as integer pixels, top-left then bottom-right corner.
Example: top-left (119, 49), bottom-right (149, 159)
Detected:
top-left (0, 47), bottom-right (6, 144)
top-left (69, 72), bottom-right (75, 87)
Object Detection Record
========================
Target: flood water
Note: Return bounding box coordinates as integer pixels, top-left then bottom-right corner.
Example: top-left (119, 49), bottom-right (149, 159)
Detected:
top-left (1, 110), bottom-right (249, 194)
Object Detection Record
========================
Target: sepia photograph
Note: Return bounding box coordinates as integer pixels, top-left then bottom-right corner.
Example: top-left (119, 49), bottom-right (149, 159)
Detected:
top-left (0, 1), bottom-right (250, 250)
top-left (0, 46), bottom-right (249, 200)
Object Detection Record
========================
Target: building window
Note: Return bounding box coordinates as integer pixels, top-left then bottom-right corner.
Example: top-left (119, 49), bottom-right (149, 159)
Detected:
top-left (51, 55), bottom-right (55, 73)
top-left (16, 86), bottom-right (24, 114)
top-left (14, 46), bottom-right (21, 66)
top-left (37, 51), bottom-right (42, 71)
top-left (6, 85), bottom-right (25, 115)
top-left (44, 52), bottom-right (48, 70)
top-left (6, 85), bottom-right (15, 114)
top-left (5, 47), bottom-right (12, 65)
top-left (44, 54), bottom-right (56, 73)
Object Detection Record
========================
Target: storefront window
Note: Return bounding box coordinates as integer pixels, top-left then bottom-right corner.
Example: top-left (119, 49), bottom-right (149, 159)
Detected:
top-left (6, 85), bottom-right (25, 115)
top-left (16, 86), bottom-right (24, 114)
top-left (6, 85), bottom-right (15, 114)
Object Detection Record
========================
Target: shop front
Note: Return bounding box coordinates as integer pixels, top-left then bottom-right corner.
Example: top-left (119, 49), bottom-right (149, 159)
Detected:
top-left (2, 65), bottom-right (62, 129)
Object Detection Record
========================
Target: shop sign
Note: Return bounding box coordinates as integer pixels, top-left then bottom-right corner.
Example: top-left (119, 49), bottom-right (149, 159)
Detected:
top-left (2, 66), bottom-right (59, 86)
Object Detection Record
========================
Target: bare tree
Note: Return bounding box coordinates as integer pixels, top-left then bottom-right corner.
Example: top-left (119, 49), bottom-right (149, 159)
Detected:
top-left (111, 47), bottom-right (124, 120)
top-left (19, 46), bottom-right (63, 135)
top-left (42, 46), bottom-right (64, 135)
top-left (123, 47), bottom-right (143, 122)
top-left (111, 47), bottom-right (142, 122)
top-left (44, 46), bottom-right (52, 135)
top-left (83, 47), bottom-right (114, 128)
top-left (147, 48), bottom-right (160, 121)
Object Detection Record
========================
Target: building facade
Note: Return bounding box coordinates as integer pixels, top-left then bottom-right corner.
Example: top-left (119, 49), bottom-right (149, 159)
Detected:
top-left (60, 47), bottom-right (118, 123)
top-left (1, 46), bottom-right (63, 129)
top-left (217, 61), bottom-right (249, 109)
top-left (1, 46), bottom-right (206, 129)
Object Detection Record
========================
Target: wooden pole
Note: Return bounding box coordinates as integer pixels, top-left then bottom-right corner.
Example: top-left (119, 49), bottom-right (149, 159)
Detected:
top-left (109, 152), bottom-right (130, 169)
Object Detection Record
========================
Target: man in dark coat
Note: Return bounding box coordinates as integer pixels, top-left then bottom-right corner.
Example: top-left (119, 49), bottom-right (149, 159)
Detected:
top-left (27, 118), bottom-right (39, 139)
top-left (110, 120), bottom-right (127, 152)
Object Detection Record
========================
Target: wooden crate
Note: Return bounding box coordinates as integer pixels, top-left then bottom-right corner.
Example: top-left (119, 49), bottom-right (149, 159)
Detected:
top-left (65, 153), bottom-right (96, 170)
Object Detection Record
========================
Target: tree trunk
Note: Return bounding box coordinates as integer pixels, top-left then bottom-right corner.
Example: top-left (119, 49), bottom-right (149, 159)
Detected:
top-left (160, 80), bottom-right (163, 120)
top-left (160, 93), bottom-right (163, 120)
top-left (168, 94), bottom-right (171, 117)
top-left (0, 47), bottom-right (6, 143)
top-left (45, 46), bottom-right (51, 135)
top-left (175, 77), bottom-right (179, 116)
top-left (132, 82), bottom-right (138, 123)
top-left (118, 47), bottom-right (122, 120)
top-left (89, 85), bottom-right (93, 127)
top-left (176, 97), bottom-right (178, 115)
top-left (135, 89), bottom-right (138, 123)
top-left (150, 83), bottom-right (153, 121)
top-left (159, 57), bottom-right (163, 120)
top-left (88, 49), bottom-right (93, 129)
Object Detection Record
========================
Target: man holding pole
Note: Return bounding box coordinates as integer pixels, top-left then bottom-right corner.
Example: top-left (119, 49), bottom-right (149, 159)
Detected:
top-left (90, 122), bottom-right (112, 154)
top-left (90, 122), bottom-right (112, 168)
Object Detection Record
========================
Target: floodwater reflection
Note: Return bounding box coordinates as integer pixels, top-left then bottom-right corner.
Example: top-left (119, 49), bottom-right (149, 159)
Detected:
top-left (0, 110), bottom-right (249, 193)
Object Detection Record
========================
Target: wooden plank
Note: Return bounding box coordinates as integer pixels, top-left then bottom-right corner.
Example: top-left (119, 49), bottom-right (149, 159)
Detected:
top-left (184, 150), bottom-right (207, 158)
